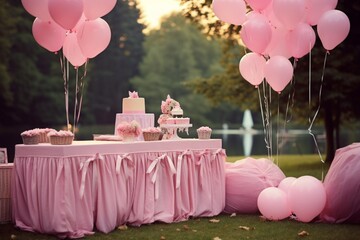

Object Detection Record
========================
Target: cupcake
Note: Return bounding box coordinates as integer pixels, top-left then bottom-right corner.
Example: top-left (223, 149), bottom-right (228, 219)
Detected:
top-left (38, 128), bottom-right (56, 143)
top-left (48, 130), bottom-right (74, 145)
top-left (197, 126), bottom-right (212, 139)
top-left (21, 129), bottom-right (41, 145)
top-left (142, 127), bottom-right (162, 141)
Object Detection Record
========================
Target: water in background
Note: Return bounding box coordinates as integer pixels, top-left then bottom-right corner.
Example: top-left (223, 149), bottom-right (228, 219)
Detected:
top-left (1, 126), bottom-right (359, 162)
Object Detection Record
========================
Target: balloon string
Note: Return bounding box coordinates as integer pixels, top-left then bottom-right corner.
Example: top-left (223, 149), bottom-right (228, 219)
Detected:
top-left (276, 94), bottom-right (280, 166)
top-left (262, 82), bottom-right (271, 158)
top-left (308, 51), bottom-right (329, 166)
top-left (268, 83), bottom-right (273, 161)
top-left (60, 51), bottom-right (70, 130)
top-left (258, 86), bottom-right (269, 157)
top-left (76, 59), bottom-right (88, 125)
top-left (73, 68), bottom-right (79, 136)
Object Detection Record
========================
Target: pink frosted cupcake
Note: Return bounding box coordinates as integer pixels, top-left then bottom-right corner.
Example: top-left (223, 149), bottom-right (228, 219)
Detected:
top-left (21, 129), bottom-right (41, 145)
top-left (48, 130), bottom-right (74, 145)
top-left (197, 126), bottom-right (212, 139)
top-left (142, 127), bottom-right (162, 141)
top-left (38, 128), bottom-right (56, 143)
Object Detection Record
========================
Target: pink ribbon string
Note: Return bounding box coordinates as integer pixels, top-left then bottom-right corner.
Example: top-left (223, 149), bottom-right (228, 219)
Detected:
top-left (211, 148), bottom-right (226, 162)
top-left (196, 150), bottom-right (209, 188)
top-left (116, 153), bottom-right (134, 179)
top-left (146, 153), bottom-right (176, 199)
top-left (176, 150), bottom-right (192, 189)
top-left (79, 153), bottom-right (104, 199)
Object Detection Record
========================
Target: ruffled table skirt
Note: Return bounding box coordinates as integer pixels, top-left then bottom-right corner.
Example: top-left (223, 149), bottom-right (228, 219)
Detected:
top-left (12, 140), bottom-right (226, 239)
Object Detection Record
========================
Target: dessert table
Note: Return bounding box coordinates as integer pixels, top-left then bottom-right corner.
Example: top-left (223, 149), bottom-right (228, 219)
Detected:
top-left (12, 139), bottom-right (226, 239)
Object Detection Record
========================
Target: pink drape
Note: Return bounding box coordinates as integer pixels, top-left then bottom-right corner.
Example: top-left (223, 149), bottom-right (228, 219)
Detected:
top-left (12, 140), bottom-right (225, 238)
top-left (320, 143), bottom-right (360, 223)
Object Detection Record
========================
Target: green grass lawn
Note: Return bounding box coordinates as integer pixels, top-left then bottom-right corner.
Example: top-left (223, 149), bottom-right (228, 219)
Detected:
top-left (1, 155), bottom-right (359, 240)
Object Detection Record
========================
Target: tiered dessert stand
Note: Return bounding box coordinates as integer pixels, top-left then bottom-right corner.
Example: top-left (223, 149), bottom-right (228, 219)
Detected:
top-left (160, 124), bottom-right (192, 140)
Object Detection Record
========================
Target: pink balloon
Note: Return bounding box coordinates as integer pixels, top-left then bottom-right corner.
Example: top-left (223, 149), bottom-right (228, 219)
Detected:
top-left (239, 52), bottom-right (266, 87)
top-left (263, 2), bottom-right (283, 28)
top-left (21, 0), bottom-right (52, 21)
top-left (278, 177), bottom-right (297, 194)
top-left (63, 32), bottom-right (87, 67)
top-left (304, 0), bottom-right (338, 26)
top-left (264, 26), bottom-right (291, 58)
top-left (258, 187), bottom-right (292, 220)
top-left (245, 0), bottom-right (272, 12)
top-left (288, 176), bottom-right (327, 222)
top-left (317, 10), bottom-right (350, 51)
top-left (212, 0), bottom-right (247, 25)
top-left (32, 18), bottom-right (67, 52)
top-left (48, 0), bottom-right (84, 30)
top-left (240, 14), bottom-right (272, 54)
top-left (287, 22), bottom-right (316, 59)
top-left (273, 0), bottom-right (306, 30)
top-left (264, 56), bottom-right (293, 93)
top-left (77, 18), bottom-right (111, 58)
top-left (83, 0), bottom-right (117, 20)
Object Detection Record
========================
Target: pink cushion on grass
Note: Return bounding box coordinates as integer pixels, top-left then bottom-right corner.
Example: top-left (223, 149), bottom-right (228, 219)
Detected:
top-left (224, 157), bottom-right (285, 214)
top-left (320, 143), bottom-right (360, 223)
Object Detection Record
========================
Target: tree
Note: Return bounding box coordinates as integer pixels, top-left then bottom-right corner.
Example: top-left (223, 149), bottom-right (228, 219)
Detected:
top-left (130, 13), bottom-right (224, 127)
top-left (180, 0), bottom-right (360, 162)
top-left (0, 1), bottom-right (66, 126)
top-left (86, 0), bottom-right (145, 124)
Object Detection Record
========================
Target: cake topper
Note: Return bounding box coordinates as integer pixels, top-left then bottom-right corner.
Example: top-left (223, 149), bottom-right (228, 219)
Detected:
top-left (128, 91), bottom-right (139, 98)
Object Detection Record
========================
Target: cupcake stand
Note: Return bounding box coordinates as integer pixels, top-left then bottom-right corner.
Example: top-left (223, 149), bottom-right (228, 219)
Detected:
top-left (160, 124), bottom-right (192, 140)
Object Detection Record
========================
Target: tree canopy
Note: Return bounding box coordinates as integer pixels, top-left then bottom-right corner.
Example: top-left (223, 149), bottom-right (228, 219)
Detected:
top-left (130, 13), bottom-right (235, 127)
top-left (180, 0), bottom-right (360, 162)
top-left (86, 0), bottom-right (145, 124)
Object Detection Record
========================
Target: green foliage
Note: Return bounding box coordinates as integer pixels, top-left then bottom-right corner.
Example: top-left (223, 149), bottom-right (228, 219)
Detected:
top-left (0, 1), bottom-right (66, 126)
top-left (86, 0), bottom-right (145, 124)
top-left (131, 13), bottom-right (225, 126)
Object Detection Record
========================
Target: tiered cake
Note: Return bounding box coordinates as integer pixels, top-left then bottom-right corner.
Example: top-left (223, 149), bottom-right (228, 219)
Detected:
top-left (114, 91), bottom-right (155, 136)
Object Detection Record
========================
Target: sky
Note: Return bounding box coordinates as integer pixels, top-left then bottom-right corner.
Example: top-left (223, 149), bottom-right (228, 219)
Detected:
top-left (137, 0), bottom-right (182, 30)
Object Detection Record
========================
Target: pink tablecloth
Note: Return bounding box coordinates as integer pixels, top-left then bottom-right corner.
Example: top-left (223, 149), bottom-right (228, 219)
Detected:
top-left (12, 139), bottom-right (226, 239)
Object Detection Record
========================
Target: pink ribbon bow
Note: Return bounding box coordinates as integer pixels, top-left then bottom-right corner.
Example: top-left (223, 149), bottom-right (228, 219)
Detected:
top-left (211, 148), bottom-right (226, 162)
top-left (116, 153), bottom-right (134, 179)
top-left (146, 153), bottom-right (176, 199)
top-left (196, 149), bottom-right (210, 188)
top-left (79, 153), bottom-right (104, 199)
top-left (176, 149), bottom-right (192, 189)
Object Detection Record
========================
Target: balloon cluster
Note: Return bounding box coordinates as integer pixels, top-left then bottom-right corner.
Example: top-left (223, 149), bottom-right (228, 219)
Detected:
top-left (257, 176), bottom-right (326, 222)
top-left (22, 0), bottom-right (116, 68)
top-left (213, 0), bottom-right (350, 93)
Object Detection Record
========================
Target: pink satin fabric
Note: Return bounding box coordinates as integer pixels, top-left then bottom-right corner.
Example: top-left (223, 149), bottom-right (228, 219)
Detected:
top-left (224, 157), bottom-right (285, 214)
top-left (320, 143), bottom-right (360, 223)
top-left (12, 140), bottom-right (225, 238)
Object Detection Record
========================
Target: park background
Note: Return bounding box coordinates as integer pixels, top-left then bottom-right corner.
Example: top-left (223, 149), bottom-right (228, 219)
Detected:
top-left (0, 0), bottom-right (359, 162)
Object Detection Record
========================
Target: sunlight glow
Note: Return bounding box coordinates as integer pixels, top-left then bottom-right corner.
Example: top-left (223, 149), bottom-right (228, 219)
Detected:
top-left (137, 0), bottom-right (182, 31)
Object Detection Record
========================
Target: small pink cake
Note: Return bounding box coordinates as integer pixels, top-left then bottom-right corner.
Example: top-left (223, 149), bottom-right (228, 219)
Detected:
top-left (48, 130), bottom-right (74, 145)
top-left (142, 127), bottom-right (162, 141)
top-left (197, 126), bottom-right (212, 139)
top-left (21, 129), bottom-right (41, 145)
top-left (116, 120), bottom-right (142, 141)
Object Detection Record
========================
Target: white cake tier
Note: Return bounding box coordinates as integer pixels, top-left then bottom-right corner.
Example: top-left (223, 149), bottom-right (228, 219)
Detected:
top-left (122, 98), bottom-right (145, 114)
